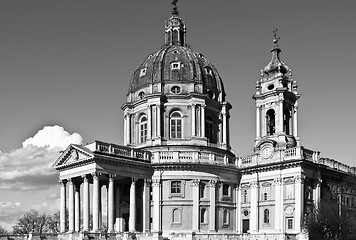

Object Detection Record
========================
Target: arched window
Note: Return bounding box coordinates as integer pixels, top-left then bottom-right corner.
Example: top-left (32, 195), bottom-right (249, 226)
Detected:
top-left (200, 208), bottom-right (207, 223)
top-left (170, 111), bottom-right (182, 139)
top-left (266, 109), bottom-right (275, 135)
top-left (172, 208), bottom-right (181, 223)
top-left (284, 109), bottom-right (291, 135)
top-left (223, 209), bottom-right (229, 224)
top-left (139, 115), bottom-right (148, 143)
top-left (264, 209), bottom-right (270, 223)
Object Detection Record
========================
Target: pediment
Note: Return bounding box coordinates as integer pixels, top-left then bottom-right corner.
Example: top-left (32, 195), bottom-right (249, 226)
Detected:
top-left (119, 201), bottom-right (129, 209)
top-left (53, 144), bottom-right (93, 169)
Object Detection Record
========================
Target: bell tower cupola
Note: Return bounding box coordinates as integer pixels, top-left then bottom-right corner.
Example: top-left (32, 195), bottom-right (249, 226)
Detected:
top-left (253, 30), bottom-right (300, 150)
top-left (164, 0), bottom-right (187, 46)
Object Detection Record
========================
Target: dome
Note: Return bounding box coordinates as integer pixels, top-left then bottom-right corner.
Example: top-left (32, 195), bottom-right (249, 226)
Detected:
top-left (128, 44), bottom-right (225, 97)
top-left (126, 5), bottom-right (225, 102)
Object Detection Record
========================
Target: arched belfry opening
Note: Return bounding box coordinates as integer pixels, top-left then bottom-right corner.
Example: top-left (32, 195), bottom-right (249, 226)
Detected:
top-left (266, 109), bottom-right (275, 136)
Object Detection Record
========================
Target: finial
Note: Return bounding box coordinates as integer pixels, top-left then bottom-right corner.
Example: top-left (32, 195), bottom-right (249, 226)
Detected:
top-left (272, 29), bottom-right (280, 48)
top-left (172, 0), bottom-right (179, 15)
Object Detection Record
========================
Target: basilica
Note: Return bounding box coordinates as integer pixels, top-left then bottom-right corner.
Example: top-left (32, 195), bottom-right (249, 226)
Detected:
top-left (53, 3), bottom-right (356, 240)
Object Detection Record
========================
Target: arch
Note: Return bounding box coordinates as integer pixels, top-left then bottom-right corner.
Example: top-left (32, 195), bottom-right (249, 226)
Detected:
top-left (139, 115), bottom-right (148, 143)
top-left (223, 209), bottom-right (229, 224)
top-left (266, 109), bottom-right (275, 135)
top-left (170, 111), bottom-right (183, 139)
top-left (172, 208), bottom-right (181, 223)
top-left (200, 208), bottom-right (207, 223)
top-left (264, 209), bottom-right (270, 223)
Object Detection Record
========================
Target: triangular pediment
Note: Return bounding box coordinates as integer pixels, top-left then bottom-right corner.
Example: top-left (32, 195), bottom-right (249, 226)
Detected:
top-left (53, 144), bottom-right (93, 169)
top-left (119, 201), bottom-right (129, 209)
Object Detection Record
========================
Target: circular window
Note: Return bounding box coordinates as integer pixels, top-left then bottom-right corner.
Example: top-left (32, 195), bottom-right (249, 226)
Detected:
top-left (171, 86), bottom-right (181, 94)
top-left (207, 91), bottom-right (214, 99)
top-left (138, 91), bottom-right (145, 99)
top-left (267, 84), bottom-right (274, 90)
top-left (243, 210), bottom-right (249, 216)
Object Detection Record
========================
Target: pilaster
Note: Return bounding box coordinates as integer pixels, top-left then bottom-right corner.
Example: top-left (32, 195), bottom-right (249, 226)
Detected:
top-left (249, 181), bottom-right (258, 233)
top-left (192, 179), bottom-right (200, 232)
top-left (208, 180), bottom-right (217, 232)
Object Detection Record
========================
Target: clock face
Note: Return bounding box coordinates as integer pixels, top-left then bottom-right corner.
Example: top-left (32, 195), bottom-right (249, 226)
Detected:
top-left (261, 146), bottom-right (273, 159)
top-left (286, 206), bottom-right (294, 214)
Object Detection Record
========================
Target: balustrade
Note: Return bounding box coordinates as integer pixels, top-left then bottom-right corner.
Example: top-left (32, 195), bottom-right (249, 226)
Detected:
top-left (151, 150), bottom-right (237, 167)
top-left (86, 141), bottom-right (151, 162)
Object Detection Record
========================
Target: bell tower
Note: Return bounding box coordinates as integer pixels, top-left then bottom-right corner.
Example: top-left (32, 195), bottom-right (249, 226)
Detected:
top-left (253, 30), bottom-right (300, 150)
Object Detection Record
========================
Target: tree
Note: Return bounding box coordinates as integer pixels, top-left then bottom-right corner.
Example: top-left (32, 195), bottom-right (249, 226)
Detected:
top-left (0, 225), bottom-right (9, 235)
top-left (46, 212), bottom-right (60, 233)
top-left (12, 209), bottom-right (48, 234)
top-left (306, 193), bottom-right (356, 240)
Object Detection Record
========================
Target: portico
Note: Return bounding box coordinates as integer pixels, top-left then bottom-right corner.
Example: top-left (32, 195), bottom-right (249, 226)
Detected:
top-left (53, 141), bottom-right (153, 233)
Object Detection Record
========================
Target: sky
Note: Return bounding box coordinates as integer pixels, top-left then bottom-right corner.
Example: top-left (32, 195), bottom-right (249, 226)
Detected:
top-left (0, 0), bottom-right (355, 230)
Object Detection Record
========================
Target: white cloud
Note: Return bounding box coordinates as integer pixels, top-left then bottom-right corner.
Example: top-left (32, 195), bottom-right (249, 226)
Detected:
top-left (0, 201), bottom-right (25, 231)
top-left (0, 125), bottom-right (83, 191)
top-left (22, 125), bottom-right (82, 150)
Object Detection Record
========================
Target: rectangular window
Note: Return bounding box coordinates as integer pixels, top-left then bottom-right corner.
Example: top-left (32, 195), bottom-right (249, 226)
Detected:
top-left (243, 189), bottom-right (249, 203)
top-left (171, 62), bottom-right (181, 70)
top-left (287, 218), bottom-right (293, 229)
top-left (261, 187), bottom-right (270, 201)
top-left (285, 184), bottom-right (294, 199)
top-left (140, 123), bottom-right (147, 142)
top-left (171, 181), bottom-right (181, 194)
top-left (171, 119), bottom-right (182, 139)
top-left (222, 184), bottom-right (230, 196)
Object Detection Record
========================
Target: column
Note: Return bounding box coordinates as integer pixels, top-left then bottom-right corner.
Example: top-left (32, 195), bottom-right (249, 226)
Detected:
top-left (83, 175), bottom-right (90, 232)
top-left (129, 178), bottom-right (138, 232)
top-left (124, 115), bottom-right (127, 145)
top-left (126, 114), bottom-right (131, 145)
top-left (68, 179), bottom-right (75, 232)
top-left (295, 175), bottom-right (304, 232)
top-left (236, 186), bottom-right (242, 233)
top-left (249, 181), bottom-right (258, 232)
top-left (108, 175), bottom-right (115, 232)
top-left (147, 105), bottom-right (152, 139)
top-left (222, 105), bottom-right (227, 145)
top-left (192, 179), bottom-right (200, 231)
top-left (156, 105), bottom-right (161, 137)
top-left (209, 180), bottom-right (216, 232)
top-left (274, 178), bottom-right (282, 231)
top-left (152, 179), bottom-right (161, 231)
top-left (143, 179), bottom-right (151, 233)
top-left (201, 105), bottom-right (206, 137)
top-left (60, 180), bottom-right (66, 233)
top-left (74, 183), bottom-right (81, 232)
top-left (314, 179), bottom-right (322, 209)
top-left (219, 114), bottom-right (223, 144)
top-left (92, 173), bottom-right (100, 232)
top-left (256, 106), bottom-right (261, 139)
top-left (191, 104), bottom-right (196, 136)
top-left (293, 104), bottom-right (298, 137)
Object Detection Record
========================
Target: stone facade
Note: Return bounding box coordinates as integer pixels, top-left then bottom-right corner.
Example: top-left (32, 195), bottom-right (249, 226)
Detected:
top-left (52, 3), bottom-right (356, 240)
